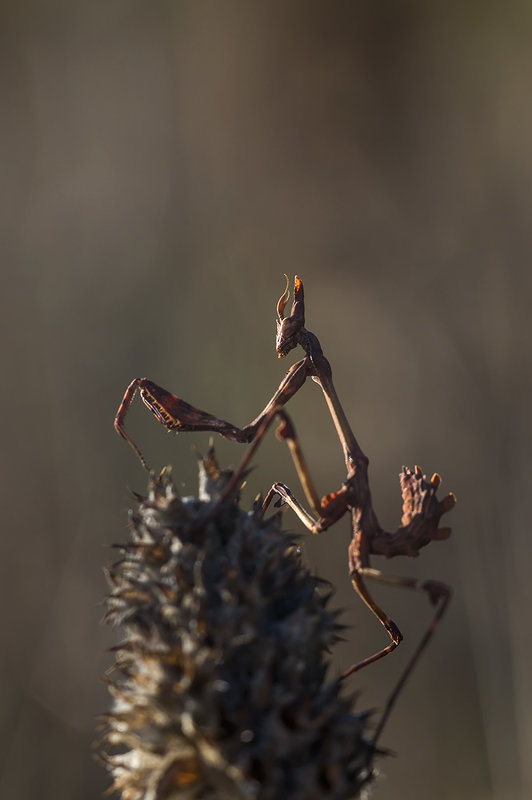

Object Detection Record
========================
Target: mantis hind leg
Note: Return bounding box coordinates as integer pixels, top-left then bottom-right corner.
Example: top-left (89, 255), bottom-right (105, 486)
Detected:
top-left (344, 563), bottom-right (451, 748)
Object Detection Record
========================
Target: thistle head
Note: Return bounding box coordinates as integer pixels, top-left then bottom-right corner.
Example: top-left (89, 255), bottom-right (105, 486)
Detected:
top-left (99, 450), bottom-right (374, 799)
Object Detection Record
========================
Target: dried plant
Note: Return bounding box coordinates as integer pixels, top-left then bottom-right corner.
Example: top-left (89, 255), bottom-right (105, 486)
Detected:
top-left (99, 450), bottom-right (374, 799)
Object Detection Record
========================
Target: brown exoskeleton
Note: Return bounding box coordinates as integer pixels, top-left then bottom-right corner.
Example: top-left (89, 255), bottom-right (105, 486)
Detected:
top-left (114, 275), bottom-right (455, 746)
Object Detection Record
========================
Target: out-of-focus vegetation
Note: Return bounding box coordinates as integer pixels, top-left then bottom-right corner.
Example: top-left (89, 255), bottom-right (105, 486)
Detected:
top-left (1, 3), bottom-right (531, 799)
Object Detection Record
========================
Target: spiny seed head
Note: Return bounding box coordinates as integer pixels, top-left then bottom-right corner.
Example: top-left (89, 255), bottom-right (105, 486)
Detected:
top-left (99, 449), bottom-right (373, 799)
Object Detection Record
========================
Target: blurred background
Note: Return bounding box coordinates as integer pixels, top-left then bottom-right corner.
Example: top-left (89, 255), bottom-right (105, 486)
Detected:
top-left (1, 2), bottom-right (531, 798)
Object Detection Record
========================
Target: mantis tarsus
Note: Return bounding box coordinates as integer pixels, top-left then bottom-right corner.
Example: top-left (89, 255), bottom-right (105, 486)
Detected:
top-left (114, 275), bottom-right (455, 746)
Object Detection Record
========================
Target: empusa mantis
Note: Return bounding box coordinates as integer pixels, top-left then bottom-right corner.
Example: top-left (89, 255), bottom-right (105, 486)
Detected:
top-left (114, 275), bottom-right (455, 747)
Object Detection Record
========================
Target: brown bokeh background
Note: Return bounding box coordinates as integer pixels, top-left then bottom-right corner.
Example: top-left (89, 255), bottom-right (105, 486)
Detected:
top-left (2, 3), bottom-right (531, 799)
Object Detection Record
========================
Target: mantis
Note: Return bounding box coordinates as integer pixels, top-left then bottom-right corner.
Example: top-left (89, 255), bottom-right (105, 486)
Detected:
top-left (114, 275), bottom-right (455, 746)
